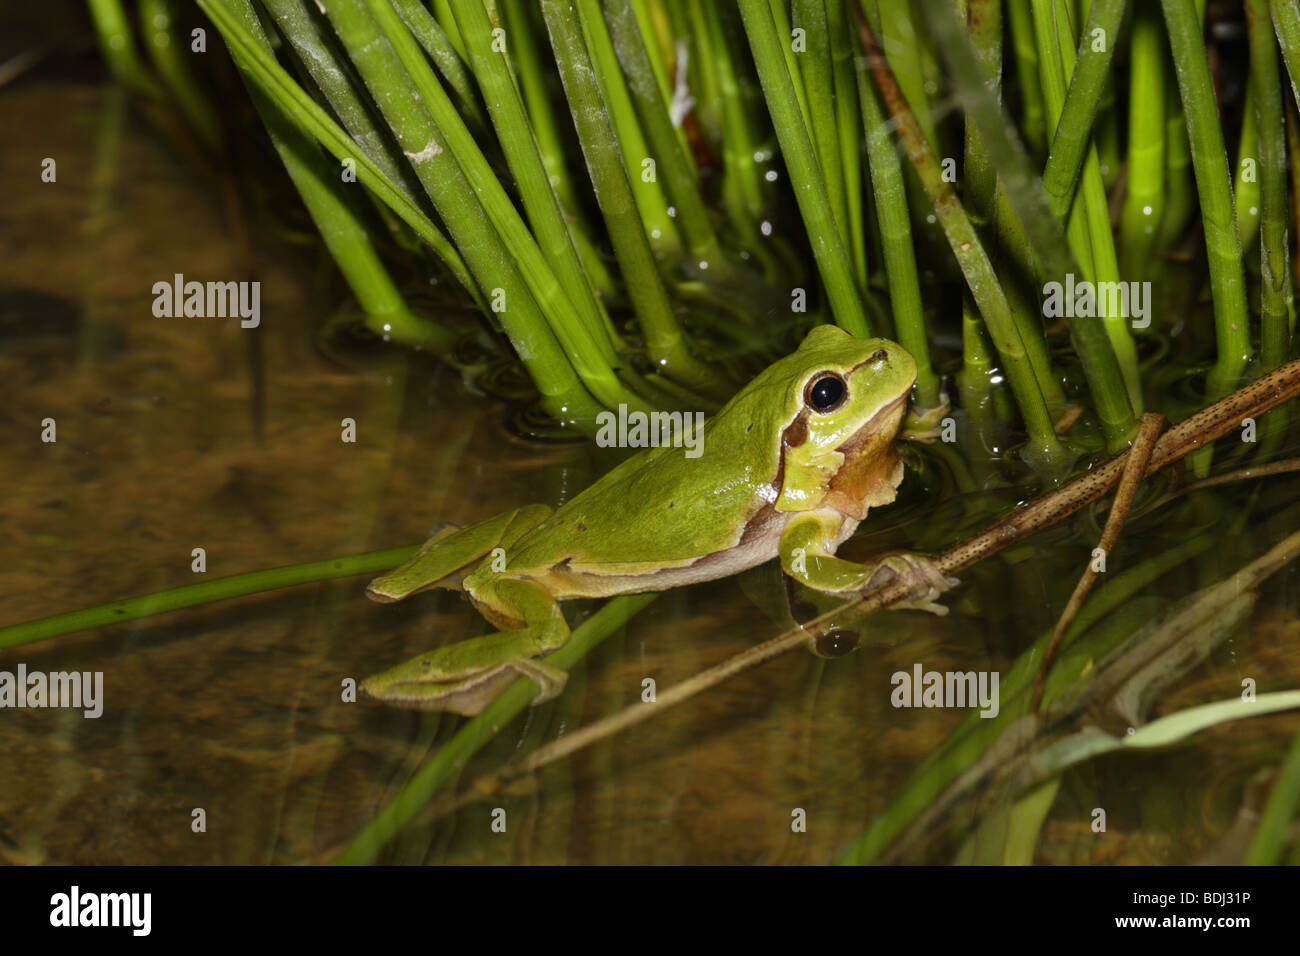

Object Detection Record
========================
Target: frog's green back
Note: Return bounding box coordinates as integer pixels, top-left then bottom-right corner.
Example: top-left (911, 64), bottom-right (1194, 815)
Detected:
top-left (507, 382), bottom-right (785, 574)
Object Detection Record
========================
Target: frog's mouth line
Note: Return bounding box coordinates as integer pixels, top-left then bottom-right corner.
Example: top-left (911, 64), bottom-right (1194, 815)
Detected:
top-left (834, 385), bottom-right (912, 457)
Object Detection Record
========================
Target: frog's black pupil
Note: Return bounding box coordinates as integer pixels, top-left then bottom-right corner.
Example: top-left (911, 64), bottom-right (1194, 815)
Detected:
top-left (809, 375), bottom-right (845, 411)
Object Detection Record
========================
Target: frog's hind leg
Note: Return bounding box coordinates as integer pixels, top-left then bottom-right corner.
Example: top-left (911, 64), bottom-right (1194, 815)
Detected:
top-left (362, 577), bottom-right (570, 716)
top-left (366, 505), bottom-right (552, 603)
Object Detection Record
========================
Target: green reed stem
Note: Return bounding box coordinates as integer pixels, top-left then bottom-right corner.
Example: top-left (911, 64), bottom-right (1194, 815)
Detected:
top-left (1005, 0), bottom-right (1046, 153)
top-left (1033, 0), bottom-right (1142, 413)
top-left (1250, 0), bottom-right (1293, 372)
top-left (768, 0), bottom-right (813, 132)
top-left (740, 0), bottom-right (871, 336)
top-left (390, 0), bottom-right (488, 134)
top-left (1095, 73), bottom-right (1122, 191)
top-left (1270, 0), bottom-right (1300, 114)
top-left (1040, 0), bottom-right (1124, 224)
top-left (263, 0), bottom-right (426, 204)
top-left (367, 0), bottom-right (664, 415)
top-left (1162, 0), bottom-right (1250, 407)
top-left (1235, 76), bottom-right (1262, 251)
top-left (199, 0), bottom-right (473, 283)
top-left (963, 0), bottom-right (1068, 420)
top-left (828, 0), bottom-right (868, 290)
top-left (605, 0), bottom-right (735, 278)
top-left (698, 2), bottom-right (766, 251)
top-left (858, 2), bottom-right (1068, 473)
top-left (854, 16), bottom-right (937, 407)
top-left (498, 1), bottom-right (618, 301)
top-left (320, 0), bottom-right (608, 424)
top-left (1157, 70), bottom-right (1196, 249)
top-left (542, 0), bottom-right (724, 394)
top-left (628, 0), bottom-right (676, 119)
top-left (1118, 3), bottom-right (1166, 278)
top-left (446, 0), bottom-right (621, 366)
top-left (878, 0), bottom-right (941, 157)
top-left (87, 0), bottom-right (166, 98)
top-left (0, 547), bottom-right (420, 651)
top-left (140, 0), bottom-right (222, 148)
top-left (957, 0), bottom-right (1028, 452)
top-left (577, 0), bottom-right (683, 265)
top-left (914, 0), bottom-right (1135, 450)
top-left (245, 48), bottom-right (457, 348)
top-left (682, 0), bottom-right (724, 143)
top-left (793, 0), bottom-right (851, 275)
top-left (429, 0), bottom-right (466, 58)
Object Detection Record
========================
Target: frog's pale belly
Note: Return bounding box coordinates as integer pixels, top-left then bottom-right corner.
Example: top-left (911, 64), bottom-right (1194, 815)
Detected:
top-left (511, 505), bottom-right (861, 600)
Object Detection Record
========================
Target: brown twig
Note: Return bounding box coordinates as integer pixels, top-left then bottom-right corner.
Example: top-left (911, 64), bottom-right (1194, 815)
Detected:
top-left (1030, 413), bottom-right (1166, 713)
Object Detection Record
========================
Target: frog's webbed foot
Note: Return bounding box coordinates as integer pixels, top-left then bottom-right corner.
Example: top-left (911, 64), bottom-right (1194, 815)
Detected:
top-left (362, 650), bottom-right (568, 717)
top-left (862, 553), bottom-right (959, 616)
top-left (900, 392), bottom-right (951, 442)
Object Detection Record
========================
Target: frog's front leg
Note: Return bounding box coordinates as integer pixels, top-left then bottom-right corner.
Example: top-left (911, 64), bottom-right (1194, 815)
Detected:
top-left (362, 577), bottom-right (569, 716)
top-left (779, 512), bottom-right (958, 615)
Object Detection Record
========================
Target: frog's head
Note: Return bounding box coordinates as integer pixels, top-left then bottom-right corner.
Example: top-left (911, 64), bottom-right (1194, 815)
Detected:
top-left (773, 325), bottom-right (916, 519)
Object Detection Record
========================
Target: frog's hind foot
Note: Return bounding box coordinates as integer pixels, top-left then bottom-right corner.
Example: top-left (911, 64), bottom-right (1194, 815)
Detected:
top-left (362, 654), bottom-right (568, 717)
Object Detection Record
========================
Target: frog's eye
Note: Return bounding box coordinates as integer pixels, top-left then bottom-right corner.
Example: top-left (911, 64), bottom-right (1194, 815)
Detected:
top-left (805, 372), bottom-right (847, 413)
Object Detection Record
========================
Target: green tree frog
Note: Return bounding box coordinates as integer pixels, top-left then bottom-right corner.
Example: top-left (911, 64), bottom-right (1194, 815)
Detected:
top-left (364, 325), bottom-right (956, 715)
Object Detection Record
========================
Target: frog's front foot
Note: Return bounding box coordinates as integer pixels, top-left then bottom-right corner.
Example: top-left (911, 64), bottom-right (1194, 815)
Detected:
top-left (863, 553), bottom-right (959, 615)
top-left (362, 646), bottom-right (568, 717)
top-left (900, 392), bottom-right (951, 442)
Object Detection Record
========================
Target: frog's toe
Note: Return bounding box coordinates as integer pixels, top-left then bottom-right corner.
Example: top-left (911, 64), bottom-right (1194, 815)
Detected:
top-left (866, 554), bottom-right (959, 616)
top-left (362, 654), bottom-right (568, 716)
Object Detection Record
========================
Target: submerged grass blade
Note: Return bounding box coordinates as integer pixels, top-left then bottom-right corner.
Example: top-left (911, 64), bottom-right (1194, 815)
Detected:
top-left (1244, 722), bottom-right (1300, 864)
top-left (0, 547), bottom-right (420, 651)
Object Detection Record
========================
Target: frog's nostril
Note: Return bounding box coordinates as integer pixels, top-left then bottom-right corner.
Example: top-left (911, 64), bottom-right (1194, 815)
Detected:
top-left (870, 349), bottom-right (888, 363)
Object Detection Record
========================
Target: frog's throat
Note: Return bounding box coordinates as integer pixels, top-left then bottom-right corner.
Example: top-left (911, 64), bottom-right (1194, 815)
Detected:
top-left (814, 393), bottom-right (908, 520)
top-left (774, 392), bottom-right (909, 520)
